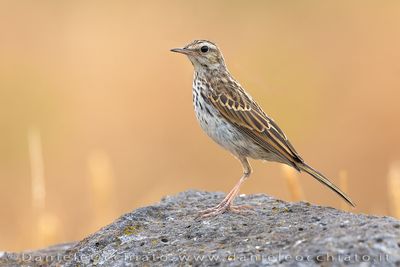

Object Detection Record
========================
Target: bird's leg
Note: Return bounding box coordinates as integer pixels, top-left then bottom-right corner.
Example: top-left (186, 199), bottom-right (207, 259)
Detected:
top-left (198, 157), bottom-right (253, 218)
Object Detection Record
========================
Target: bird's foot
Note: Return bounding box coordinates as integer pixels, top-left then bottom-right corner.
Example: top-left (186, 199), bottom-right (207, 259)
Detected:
top-left (228, 204), bottom-right (254, 213)
top-left (197, 203), bottom-right (254, 218)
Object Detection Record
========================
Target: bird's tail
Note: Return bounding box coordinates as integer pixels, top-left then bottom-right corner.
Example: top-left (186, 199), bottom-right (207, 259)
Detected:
top-left (297, 163), bottom-right (355, 207)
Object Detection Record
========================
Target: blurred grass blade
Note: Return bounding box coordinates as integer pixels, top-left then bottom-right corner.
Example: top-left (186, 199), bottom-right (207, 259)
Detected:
top-left (388, 161), bottom-right (400, 218)
top-left (28, 127), bottom-right (45, 211)
top-left (88, 150), bottom-right (116, 227)
top-left (281, 165), bottom-right (305, 201)
top-left (28, 127), bottom-right (61, 247)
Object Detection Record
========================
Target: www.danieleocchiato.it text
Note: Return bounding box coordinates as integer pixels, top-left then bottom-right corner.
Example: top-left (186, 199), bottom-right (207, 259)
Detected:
top-left (14, 252), bottom-right (391, 264)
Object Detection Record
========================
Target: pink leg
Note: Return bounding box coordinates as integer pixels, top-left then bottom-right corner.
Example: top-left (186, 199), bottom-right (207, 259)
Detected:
top-left (198, 157), bottom-right (254, 218)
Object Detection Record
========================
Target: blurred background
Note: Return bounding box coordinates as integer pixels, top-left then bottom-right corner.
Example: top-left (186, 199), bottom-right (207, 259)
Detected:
top-left (1, 0), bottom-right (400, 251)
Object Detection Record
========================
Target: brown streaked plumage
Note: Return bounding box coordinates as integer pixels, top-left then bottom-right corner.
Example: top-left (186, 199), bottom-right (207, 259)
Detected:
top-left (171, 40), bottom-right (355, 217)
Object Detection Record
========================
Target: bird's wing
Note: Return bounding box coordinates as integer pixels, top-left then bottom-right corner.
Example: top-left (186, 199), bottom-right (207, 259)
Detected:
top-left (203, 79), bottom-right (356, 207)
top-left (204, 82), bottom-right (303, 167)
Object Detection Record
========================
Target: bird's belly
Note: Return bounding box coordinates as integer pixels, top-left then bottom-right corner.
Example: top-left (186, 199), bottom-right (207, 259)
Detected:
top-left (194, 98), bottom-right (269, 159)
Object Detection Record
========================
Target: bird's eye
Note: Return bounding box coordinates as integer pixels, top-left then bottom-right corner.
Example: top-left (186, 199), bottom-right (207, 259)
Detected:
top-left (200, 46), bottom-right (209, 53)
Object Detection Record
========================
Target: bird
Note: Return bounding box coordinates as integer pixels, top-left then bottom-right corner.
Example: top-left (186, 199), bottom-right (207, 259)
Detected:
top-left (171, 40), bottom-right (355, 217)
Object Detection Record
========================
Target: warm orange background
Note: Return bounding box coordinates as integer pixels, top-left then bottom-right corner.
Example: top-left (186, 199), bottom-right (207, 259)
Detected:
top-left (1, 1), bottom-right (400, 251)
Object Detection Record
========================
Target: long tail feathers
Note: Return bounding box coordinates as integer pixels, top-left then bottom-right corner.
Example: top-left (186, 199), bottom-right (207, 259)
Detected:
top-left (298, 163), bottom-right (356, 207)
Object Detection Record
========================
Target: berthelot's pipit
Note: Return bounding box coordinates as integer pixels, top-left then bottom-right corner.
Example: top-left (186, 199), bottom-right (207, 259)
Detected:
top-left (171, 40), bottom-right (355, 217)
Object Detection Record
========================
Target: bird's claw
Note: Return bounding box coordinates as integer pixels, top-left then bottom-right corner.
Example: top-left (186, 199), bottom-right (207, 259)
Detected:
top-left (196, 203), bottom-right (254, 218)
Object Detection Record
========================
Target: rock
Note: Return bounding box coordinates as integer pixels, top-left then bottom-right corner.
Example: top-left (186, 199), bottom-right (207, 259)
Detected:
top-left (1, 190), bottom-right (400, 266)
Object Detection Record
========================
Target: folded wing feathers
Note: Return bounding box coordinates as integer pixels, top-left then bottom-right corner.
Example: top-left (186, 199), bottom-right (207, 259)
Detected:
top-left (208, 90), bottom-right (303, 166)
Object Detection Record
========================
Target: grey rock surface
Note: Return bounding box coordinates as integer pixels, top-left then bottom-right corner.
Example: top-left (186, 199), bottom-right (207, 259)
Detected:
top-left (1, 190), bottom-right (400, 266)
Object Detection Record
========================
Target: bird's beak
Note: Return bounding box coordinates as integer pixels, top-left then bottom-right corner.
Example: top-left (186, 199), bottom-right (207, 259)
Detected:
top-left (170, 47), bottom-right (193, 55)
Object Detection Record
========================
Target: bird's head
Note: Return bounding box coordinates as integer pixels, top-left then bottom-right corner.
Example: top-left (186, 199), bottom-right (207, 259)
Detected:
top-left (171, 40), bottom-right (226, 71)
